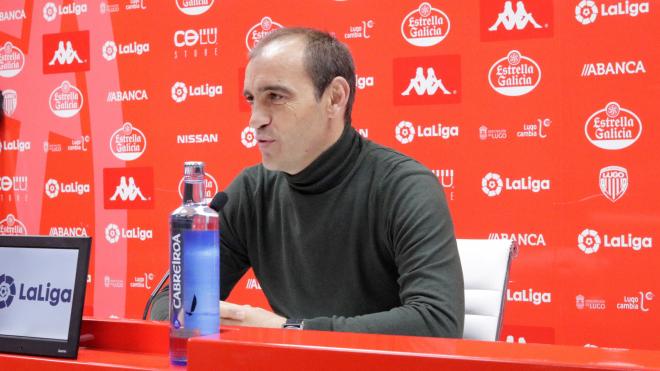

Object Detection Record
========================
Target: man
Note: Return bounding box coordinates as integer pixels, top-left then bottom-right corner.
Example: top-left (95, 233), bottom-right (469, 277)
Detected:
top-left (219, 28), bottom-right (464, 338)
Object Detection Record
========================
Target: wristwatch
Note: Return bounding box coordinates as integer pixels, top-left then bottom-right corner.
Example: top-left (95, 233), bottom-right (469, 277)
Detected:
top-left (282, 318), bottom-right (304, 330)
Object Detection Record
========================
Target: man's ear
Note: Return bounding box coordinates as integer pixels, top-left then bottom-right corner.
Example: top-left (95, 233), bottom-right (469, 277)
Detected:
top-left (325, 76), bottom-right (350, 119)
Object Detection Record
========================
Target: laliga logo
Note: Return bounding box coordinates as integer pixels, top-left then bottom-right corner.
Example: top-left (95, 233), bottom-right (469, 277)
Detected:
top-left (482, 172), bottom-right (503, 197)
top-left (395, 121), bottom-right (415, 144)
top-left (109, 122), bottom-right (147, 161)
top-left (241, 127), bottom-right (257, 148)
top-left (585, 102), bottom-right (642, 150)
top-left (102, 41), bottom-right (118, 61)
top-left (489, 50), bottom-right (541, 96)
top-left (401, 2), bottom-right (451, 47)
top-left (176, 0), bottom-right (214, 16)
top-left (45, 179), bottom-right (60, 199)
top-left (246, 16), bottom-right (284, 51)
top-left (575, 0), bottom-right (649, 25)
top-left (105, 224), bottom-right (120, 244)
top-left (578, 228), bottom-right (601, 254)
top-left (599, 166), bottom-right (628, 202)
top-left (45, 178), bottom-right (90, 198)
top-left (49, 80), bottom-right (83, 118)
top-left (171, 82), bottom-right (187, 103)
top-left (42, 2), bottom-right (87, 22)
top-left (0, 274), bottom-right (16, 309)
top-left (0, 41), bottom-right (26, 78)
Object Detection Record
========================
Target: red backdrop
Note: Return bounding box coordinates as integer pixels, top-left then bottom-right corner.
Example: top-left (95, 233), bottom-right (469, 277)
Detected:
top-left (1, 0), bottom-right (658, 349)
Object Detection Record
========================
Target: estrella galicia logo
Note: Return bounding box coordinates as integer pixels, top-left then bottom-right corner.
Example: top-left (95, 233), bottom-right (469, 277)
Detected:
top-left (0, 274), bottom-right (17, 309)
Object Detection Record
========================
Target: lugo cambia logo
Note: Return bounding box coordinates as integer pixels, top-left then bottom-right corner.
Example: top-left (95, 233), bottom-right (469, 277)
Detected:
top-left (585, 102), bottom-right (642, 150)
top-left (0, 273), bottom-right (72, 309)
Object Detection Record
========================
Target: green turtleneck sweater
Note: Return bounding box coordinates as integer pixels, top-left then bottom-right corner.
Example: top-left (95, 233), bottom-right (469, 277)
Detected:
top-left (219, 125), bottom-right (464, 338)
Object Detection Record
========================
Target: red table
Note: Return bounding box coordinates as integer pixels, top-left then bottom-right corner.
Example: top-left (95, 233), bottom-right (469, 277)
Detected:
top-left (0, 318), bottom-right (658, 370)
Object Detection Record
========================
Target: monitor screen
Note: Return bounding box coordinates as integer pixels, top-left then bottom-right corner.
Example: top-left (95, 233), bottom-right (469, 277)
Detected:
top-left (0, 236), bottom-right (90, 359)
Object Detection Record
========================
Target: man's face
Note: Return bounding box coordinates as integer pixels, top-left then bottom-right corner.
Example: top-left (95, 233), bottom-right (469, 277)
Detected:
top-left (243, 37), bottom-right (334, 175)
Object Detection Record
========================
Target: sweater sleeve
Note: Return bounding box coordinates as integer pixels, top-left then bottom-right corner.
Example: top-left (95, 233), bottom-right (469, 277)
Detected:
top-left (219, 169), bottom-right (252, 300)
top-left (303, 162), bottom-right (465, 338)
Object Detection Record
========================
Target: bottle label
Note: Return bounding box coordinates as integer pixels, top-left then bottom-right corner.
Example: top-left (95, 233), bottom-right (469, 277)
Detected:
top-left (170, 229), bottom-right (220, 335)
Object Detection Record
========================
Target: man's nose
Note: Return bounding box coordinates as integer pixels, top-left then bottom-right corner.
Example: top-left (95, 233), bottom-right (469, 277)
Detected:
top-left (248, 105), bottom-right (270, 129)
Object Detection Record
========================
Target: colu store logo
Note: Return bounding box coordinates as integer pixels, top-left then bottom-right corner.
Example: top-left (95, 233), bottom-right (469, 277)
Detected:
top-left (585, 102), bottom-right (642, 150)
top-left (481, 172), bottom-right (550, 197)
top-left (507, 288), bottom-right (552, 305)
top-left (401, 2), bottom-right (451, 47)
top-left (577, 228), bottom-right (652, 254)
top-left (0, 274), bottom-right (72, 309)
top-left (395, 121), bottom-right (459, 144)
top-left (575, 0), bottom-right (650, 25)
top-left (173, 28), bottom-right (217, 47)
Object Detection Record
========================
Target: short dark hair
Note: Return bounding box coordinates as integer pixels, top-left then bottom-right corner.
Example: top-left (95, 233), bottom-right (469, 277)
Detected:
top-left (250, 28), bottom-right (356, 126)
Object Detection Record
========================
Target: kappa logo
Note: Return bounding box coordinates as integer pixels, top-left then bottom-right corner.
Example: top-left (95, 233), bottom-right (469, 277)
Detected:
top-left (176, 0), bottom-right (214, 16)
top-left (171, 81), bottom-right (222, 103)
top-left (488, 1), bottom-right (544, 31)
top-left (103, 167), bottom-right (154, 209)
top-left (585, 102), bottom-right (642, 150)
top-left (0, 41), bottom-right (25, 78)
top-left (599, 166), bottom-right (628, 202)
top-left (395, 120), bottom-right (459, 144)
top-left (241, 127), bottom-right (257, 148)
top-left (0, 214), bottom-right (27, 236)
top-left (578, 228), bottom-right (653, 254)
top-left (246, 17), bottom-right (284, 51)
top-left (481, 0), bottom-right (553, 42)
top-left (2, 89), bottom-right (17, 117)
top-left (401, 2), bottom-right (451, 47)
top-left (109, 122), bottom-right (147, 161)
top-left (575, 0), bottom-right (649, 25)
top-left (49, 81), bottom-right (83, 118)
top-left (393, 55), bottom-right (461, 105)
top-left (489, 50), bottom-right (541, 96)
top-left (42, 2), bottom-right (88, 22)
top-left (43, 31), bottom-right (90, 74)
top-left (482, 172), bottom-right (551, 196)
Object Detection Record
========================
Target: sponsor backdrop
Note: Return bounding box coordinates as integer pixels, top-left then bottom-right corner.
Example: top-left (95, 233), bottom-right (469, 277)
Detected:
top-left (0, 0), bottom-right (658, 349)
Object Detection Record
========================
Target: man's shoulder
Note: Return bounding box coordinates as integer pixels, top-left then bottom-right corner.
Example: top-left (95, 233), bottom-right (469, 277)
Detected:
top-left (362, 139), bottom-right (433, 179)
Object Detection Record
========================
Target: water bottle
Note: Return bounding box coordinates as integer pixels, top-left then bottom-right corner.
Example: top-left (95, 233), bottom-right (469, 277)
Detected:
top-left (169, 161), bottom-right (220, 365)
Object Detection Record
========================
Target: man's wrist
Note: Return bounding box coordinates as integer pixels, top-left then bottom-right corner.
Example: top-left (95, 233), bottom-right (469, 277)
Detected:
top-left (282, 318), bottom-right (304, 330)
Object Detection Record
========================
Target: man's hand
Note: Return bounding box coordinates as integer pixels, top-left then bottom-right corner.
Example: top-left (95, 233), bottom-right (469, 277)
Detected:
top-left (220, 301), bottom-right (286, 328)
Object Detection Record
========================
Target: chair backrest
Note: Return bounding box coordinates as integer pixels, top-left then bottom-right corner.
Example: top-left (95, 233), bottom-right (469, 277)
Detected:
top-left (456, 238), bottom-right (516, 341)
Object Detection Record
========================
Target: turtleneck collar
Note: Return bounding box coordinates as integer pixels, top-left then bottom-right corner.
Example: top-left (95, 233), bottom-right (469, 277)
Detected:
top-left (284, 125), bottom-right (362, 194)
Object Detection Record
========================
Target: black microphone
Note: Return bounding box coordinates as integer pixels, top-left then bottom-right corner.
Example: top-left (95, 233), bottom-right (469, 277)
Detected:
top-left (209, 191), bottom-right (229, 212)
top-left (142, 191), bottom-right (229, 320)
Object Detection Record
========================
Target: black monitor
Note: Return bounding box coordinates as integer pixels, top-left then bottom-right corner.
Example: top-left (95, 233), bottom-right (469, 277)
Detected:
top-left (0, 236), bottom-right (91, 359)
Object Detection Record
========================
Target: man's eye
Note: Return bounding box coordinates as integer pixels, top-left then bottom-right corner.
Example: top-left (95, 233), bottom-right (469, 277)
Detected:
top-left (269, 93), bottom-right (284, 102)
top-left (245, 96), bottom-right (254, 105)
